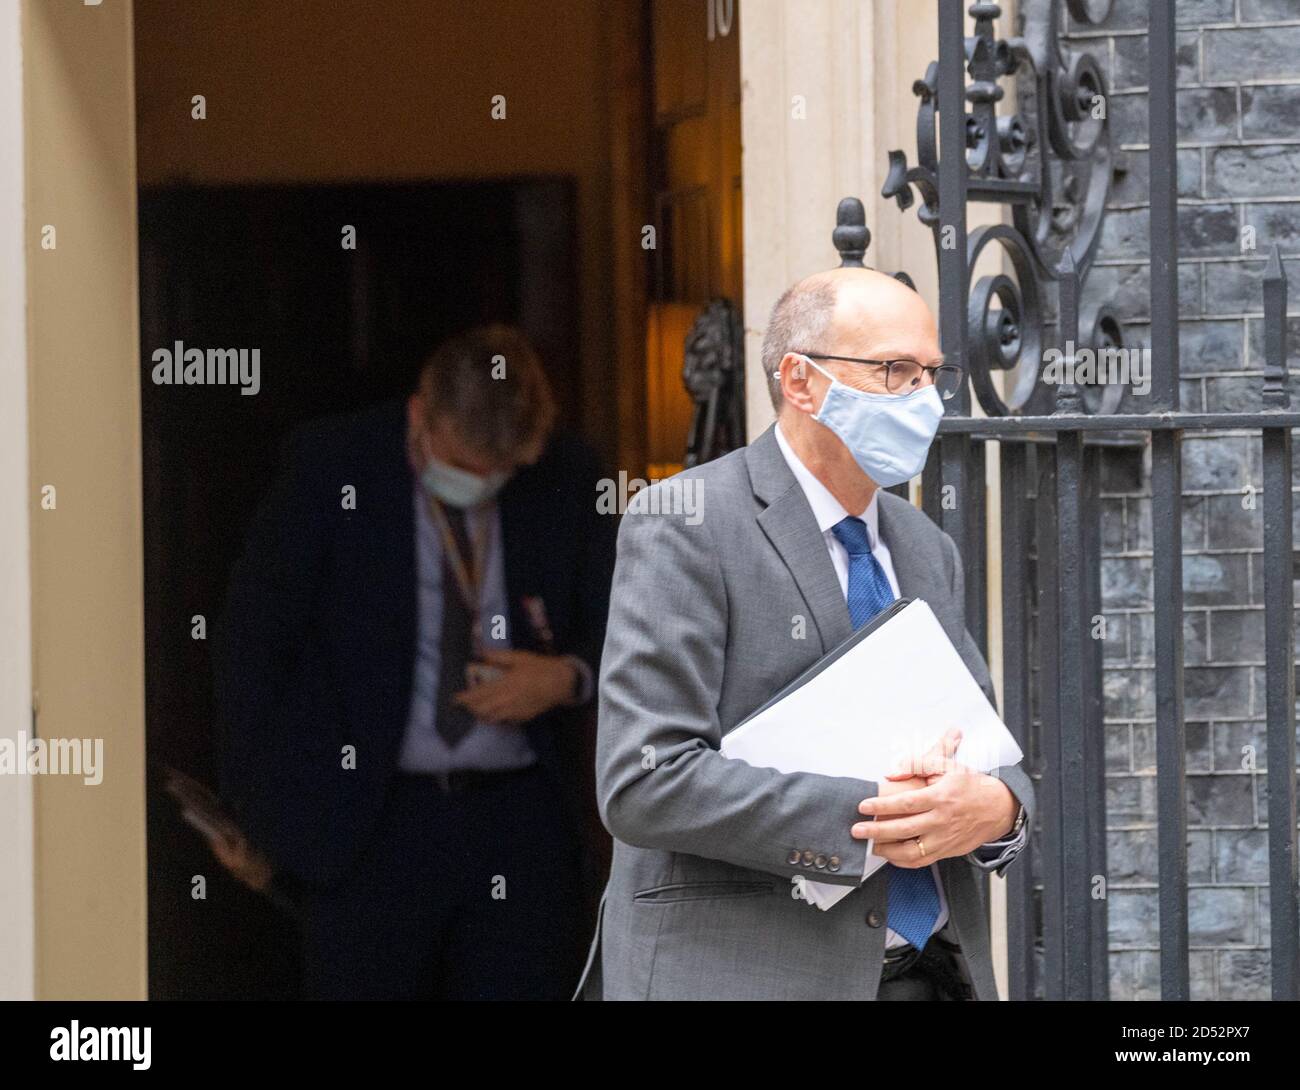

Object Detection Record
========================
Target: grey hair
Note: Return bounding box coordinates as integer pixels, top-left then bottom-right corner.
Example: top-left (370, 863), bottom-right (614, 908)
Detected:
top-left (760, 279), bottom-right (838, 411)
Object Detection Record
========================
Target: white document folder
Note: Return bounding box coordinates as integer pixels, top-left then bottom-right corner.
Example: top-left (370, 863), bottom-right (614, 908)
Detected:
top-left (720, 597), bottom-right (1024, 910)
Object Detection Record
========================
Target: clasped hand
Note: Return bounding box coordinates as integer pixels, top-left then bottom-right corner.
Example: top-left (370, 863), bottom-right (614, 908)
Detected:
top-left (452, 649), bottom-right (577, 725)
top-left (850, 728), bottom-right (1019, 868)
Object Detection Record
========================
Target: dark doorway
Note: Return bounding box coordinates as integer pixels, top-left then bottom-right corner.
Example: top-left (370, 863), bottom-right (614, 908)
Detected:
top-left (138, 178), bottom-right (579, 998)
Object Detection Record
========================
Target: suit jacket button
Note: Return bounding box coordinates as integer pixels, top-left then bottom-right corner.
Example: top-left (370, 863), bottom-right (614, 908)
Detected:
top-left (828, 856), bottom-right (841, 872)
top-left (801, 850), bottom-right (815, 866)
top-left (787, 849), bottom-right (801, 865)
top-left (866, 910), bottom-right (884, 928)
top-left (814, 854), bottom-right (828, 869)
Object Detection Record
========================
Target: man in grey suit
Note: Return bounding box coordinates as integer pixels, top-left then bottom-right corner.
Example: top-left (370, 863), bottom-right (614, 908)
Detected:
top-left (577, 267), bottom-right (1033, 1001)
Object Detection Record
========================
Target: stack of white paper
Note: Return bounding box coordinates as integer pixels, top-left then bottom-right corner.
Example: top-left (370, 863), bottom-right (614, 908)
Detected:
top-left (720, 598), bottom-right (1024, 910)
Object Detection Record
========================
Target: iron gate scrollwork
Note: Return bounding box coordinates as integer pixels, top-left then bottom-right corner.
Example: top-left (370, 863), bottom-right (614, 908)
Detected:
top-left (837, 0), bottom-right (1299, 1001)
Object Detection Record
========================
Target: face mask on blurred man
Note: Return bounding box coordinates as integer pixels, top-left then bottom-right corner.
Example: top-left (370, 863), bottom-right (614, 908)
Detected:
top-left (407, 404), bottom-right (513, 510)
top-left (419, 454), bottom-right (510, 509)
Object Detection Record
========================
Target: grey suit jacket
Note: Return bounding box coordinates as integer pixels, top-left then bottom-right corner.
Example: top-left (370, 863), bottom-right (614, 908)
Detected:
top-left (576, 424), bottom-right (1034, 1000)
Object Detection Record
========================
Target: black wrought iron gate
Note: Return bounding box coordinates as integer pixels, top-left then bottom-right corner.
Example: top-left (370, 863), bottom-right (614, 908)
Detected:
top-left (830, 0), bottom-right (1300, 1001)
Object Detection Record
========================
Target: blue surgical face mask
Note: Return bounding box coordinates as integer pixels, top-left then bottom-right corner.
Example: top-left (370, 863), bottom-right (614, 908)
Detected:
top-left (420, 454), bottom-right (510, 509)
top-left (800, 357), bottom-right (945, 487)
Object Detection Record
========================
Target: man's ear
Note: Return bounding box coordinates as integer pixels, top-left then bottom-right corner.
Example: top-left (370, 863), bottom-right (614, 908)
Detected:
top-left (780, 353), bottom-right (819, 415)
top-left (405, 393), bottom-right (434, 470)
top-left (406, 392), bottom-right (425, 432)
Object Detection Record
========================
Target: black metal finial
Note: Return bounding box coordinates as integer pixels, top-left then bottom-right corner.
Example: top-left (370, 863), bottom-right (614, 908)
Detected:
top-left (833, 197), bottom-right (871, 267)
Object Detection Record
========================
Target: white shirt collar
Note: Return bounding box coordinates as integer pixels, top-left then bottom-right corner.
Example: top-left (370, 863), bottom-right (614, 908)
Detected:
top-left (773, 422), bottom-right (882, 546)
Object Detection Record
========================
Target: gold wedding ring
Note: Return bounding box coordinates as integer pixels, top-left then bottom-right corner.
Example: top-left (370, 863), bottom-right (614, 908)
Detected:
top-left (915, 837), bottom-right (927, 859)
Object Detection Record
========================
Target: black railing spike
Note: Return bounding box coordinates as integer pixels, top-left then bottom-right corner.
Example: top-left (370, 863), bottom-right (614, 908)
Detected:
top-left (832, 197), bottom-right (870, 267)
top-left (1263, 243), bottom-right (1290, 410)
top-left (1264, 240), bottom-right (1285, 281)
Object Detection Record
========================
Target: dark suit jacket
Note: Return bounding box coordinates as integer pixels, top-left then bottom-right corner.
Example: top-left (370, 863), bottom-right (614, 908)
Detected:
top-left (212, 399), bottom-right (616, 891)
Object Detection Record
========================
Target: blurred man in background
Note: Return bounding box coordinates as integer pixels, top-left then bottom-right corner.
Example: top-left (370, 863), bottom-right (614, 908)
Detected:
top-left (215, 324), bottom-right (616, 999)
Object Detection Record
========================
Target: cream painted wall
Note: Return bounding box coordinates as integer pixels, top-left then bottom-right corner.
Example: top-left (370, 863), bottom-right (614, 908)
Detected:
top-left (0, 0), bottom-right (34, 1002)
top-left (24, 0), bottom-right (147, 999)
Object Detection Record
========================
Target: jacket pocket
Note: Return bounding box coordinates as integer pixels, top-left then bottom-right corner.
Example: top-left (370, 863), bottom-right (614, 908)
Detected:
top-left (633, 880), bottom-right (774, 904)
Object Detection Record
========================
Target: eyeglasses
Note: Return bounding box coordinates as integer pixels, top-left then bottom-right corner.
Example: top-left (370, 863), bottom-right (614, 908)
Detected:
top-left (794, 351), bottom-right (965, 401)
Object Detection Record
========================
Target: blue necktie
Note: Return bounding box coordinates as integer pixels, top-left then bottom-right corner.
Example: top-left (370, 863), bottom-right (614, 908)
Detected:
top-left (831, 515), bottom-right (941, 951)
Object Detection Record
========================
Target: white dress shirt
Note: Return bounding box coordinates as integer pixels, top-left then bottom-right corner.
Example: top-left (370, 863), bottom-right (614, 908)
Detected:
top-left (773, 423), bottom-right (948, 949)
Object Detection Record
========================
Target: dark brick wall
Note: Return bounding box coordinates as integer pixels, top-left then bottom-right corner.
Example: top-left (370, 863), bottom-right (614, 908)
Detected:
top-left (1061, 0), bottom-right (1300, 1000)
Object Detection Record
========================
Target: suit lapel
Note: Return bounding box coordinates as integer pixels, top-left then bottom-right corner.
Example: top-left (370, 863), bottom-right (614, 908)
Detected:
top-left (876, 493), bottom-right (940, 603)
top-left (746, 425), bottom-right (853, 654)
